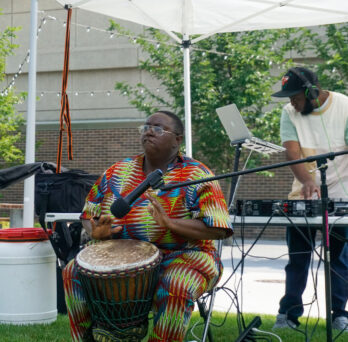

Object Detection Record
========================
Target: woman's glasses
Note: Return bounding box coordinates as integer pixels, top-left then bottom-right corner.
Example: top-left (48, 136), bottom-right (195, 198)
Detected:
top-left (138, 124), bottom-right (177, 136)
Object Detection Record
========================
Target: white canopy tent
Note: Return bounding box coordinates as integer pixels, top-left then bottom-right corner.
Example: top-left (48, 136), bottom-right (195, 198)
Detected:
top-left (23, 0), bottom-right (348, 225)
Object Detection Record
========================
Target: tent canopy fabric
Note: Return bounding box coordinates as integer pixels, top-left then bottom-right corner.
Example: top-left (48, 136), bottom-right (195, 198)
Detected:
top-left (57, 0), bottom-right (348, 43)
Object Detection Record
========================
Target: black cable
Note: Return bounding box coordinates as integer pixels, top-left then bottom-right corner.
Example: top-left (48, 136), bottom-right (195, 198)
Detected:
top-left (232, 236), bottom-right (322, 262)
top-left (302, 216), bottom-right (321, 342)
top-left (279, 210), bottom-right (321, 341)
top-left (329, 231), bottom-right (348, 242)
top-left (333, 325), bottom-right (347, 342)
top-left (222, 212), bottom-right (276, 287)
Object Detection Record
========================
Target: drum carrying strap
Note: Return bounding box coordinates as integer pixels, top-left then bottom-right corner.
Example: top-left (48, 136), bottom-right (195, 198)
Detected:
top-left (57, 6), bottom-right (73, 173)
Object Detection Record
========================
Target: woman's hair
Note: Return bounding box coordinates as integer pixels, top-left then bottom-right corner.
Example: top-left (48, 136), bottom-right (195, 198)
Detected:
top-left (156, 110), bottom-right (184, 135)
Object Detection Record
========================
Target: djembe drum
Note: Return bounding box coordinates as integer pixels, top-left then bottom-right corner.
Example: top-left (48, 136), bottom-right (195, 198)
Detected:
top-left (76, 239), bottom-right (162, 341)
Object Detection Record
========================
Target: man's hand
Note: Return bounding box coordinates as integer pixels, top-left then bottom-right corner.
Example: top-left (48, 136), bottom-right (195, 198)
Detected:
top-left (301, 179), bottom-right (321, 199)
top-left (90, 215), bottom-right (122, 240)
top-left (283, 141), bottom-right (321, 199)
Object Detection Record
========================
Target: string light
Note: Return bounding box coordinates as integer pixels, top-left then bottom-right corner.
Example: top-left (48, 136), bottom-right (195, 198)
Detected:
top-left (2, 11), bottom-right (282, 96)
top-left (45, 13), bottom-right (254, 60)
top-left (1, 15), bottom-right (52, 95)
top-left (32, 88), bottom-right (164, 98)
top-left (54, 13), bottom-right (286, 62)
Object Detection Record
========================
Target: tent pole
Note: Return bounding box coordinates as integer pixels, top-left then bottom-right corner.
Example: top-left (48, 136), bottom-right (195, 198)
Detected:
top-left (23, 0), bottom-right (38, 227)
top-left (183, 35), bottom-right (192, 157)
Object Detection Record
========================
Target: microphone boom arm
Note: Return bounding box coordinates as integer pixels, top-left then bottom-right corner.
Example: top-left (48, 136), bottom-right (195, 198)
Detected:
top-left (160, 150), bottom-right (345, 191)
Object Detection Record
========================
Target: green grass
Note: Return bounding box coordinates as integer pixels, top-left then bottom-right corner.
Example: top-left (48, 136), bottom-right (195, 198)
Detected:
top-left (0, 312), bottom-right (346, 342)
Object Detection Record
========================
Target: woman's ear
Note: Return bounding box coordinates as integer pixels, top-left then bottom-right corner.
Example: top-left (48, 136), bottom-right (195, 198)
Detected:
top-left (175, 134), bottom-right (183, 146)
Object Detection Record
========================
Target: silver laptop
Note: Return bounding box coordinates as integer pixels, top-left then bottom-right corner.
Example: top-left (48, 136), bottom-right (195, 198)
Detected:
top-left (216, 104), bottom-right (285, 154)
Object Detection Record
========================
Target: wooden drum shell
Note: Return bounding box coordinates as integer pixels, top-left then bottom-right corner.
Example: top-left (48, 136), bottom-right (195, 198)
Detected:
top-left (76, 239), bottom-right (162, 330)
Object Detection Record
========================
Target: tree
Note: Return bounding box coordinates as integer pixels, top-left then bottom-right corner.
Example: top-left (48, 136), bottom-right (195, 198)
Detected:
top-left (302, 23), bottom-right (348, 93)
top-left (109, 21), bottom-right (307, 174)
top-left (0, 13), bottom-right (24, 166)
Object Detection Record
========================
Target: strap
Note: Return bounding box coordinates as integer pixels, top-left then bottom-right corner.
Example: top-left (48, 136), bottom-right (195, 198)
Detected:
top-left (57, 7), bottom-right (73, 173)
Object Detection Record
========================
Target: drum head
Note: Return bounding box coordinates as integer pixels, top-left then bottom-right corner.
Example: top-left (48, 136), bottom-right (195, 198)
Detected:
top-left (76, 239), bottom-right (159, 273)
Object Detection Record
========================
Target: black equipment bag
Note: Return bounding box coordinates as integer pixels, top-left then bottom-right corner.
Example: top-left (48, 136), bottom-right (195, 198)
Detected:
top-left (35, 170), bottom-right (99, 229)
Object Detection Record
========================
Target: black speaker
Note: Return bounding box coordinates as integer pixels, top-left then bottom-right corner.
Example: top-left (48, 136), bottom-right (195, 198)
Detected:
top-left (290, 67), bottom-right (320, 100)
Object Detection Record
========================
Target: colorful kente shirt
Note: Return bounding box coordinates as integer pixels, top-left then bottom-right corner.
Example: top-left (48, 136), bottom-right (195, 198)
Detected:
top-left (80, 153), bottom-right (233, 252)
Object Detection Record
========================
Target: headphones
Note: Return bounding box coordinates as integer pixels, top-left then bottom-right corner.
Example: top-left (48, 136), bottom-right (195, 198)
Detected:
top-left (289, 67), bottom-right (320, 100)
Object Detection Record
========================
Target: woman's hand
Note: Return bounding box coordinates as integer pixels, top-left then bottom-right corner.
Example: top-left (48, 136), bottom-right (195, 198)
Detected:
top-left (90, 215), bottom-right (122, 240)
top-left (146, 193), bottom-right (227, 240)
top-left (146, 193), bottom-right (171, 228)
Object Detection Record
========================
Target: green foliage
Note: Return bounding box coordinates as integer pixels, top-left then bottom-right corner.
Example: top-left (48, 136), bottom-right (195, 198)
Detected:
top-left (110, 20), bottom-right (306, 173)
top-left (0, 91), bottom-right (25, 164)
top-left (301, 23), bottom-right (348, 94)
top-left (0, 25), bottom-right (18, 79)
top-left (0, 12), bottom-right (24, 166)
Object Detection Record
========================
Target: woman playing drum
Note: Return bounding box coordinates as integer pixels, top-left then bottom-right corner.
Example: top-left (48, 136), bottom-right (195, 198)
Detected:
top-left (63, 110), bottom-right (233, 342)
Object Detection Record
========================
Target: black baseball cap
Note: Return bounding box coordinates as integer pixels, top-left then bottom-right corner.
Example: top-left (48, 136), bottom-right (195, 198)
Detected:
top-left (271, 67), bottom-right (318, 98)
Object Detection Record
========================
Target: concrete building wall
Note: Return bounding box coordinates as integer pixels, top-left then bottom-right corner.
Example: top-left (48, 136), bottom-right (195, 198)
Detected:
top-left (1, 0), bottom-right (162, 128)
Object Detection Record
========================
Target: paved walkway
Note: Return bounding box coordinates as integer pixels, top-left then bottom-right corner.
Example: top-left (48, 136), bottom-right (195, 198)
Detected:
top-left (207, 240), bottom-right (334, 319)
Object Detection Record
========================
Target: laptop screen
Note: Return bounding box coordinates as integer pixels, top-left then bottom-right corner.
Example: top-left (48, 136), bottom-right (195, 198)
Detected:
top-left (216, 104), bottom-right (252, 143)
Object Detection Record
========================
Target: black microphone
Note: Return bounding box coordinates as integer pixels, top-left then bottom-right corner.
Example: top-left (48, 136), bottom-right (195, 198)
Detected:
top-left (110, 169), bottom-right (163, 218)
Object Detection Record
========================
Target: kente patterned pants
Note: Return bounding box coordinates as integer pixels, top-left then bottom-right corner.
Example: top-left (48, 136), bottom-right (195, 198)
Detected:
top-left (63, 249), bottom-right (222, 342)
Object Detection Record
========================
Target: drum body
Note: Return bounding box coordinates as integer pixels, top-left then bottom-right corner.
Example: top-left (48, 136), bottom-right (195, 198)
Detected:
top-left (76, 239), bottom-right (162, 332)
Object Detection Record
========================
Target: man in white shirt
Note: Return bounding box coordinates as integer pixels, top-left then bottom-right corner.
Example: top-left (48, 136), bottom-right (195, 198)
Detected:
top-left (271, 67), bottom-right (348, 332)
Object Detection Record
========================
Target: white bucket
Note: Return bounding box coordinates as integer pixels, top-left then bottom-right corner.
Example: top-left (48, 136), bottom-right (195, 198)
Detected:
top-left (0, 228), bottom-right (57, 324)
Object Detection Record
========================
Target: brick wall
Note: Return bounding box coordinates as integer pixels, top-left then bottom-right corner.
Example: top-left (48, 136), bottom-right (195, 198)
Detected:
top-left (0, 127), bottom-right (142, 215)
top-left (0, 127), bottom-right (294, 240)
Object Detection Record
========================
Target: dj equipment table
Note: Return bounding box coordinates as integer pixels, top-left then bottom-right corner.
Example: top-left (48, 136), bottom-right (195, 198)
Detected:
top-left (231, 215), bottom-right (348, 226)
top-left (45, 213), bottom-right (348, 227)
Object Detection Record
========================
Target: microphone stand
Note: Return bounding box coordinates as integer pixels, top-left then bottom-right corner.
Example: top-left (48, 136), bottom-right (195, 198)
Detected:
top-left (159, 150), bottom-right (348, 342)
top-left (160, 151), bottom-right (344, 192)
top-left (228, 142), bottom-right (243, 206)
top-left (317, 158), bottom-right (332, 342)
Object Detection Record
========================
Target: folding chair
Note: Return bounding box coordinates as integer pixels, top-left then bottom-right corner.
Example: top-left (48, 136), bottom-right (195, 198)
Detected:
top-left (196, 239), bottom-right (223, 342)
